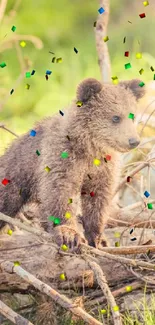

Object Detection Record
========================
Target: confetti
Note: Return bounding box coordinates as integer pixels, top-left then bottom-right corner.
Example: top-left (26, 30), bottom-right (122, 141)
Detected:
top-left (59, 110), bottom-right (64, 116)
top-left (104, 158), bottom-right (107, 163)
top-left (93, 21), bottom-right (97, 27)
top-left (48, 216), bottom-right (55, 222)
top-left (59, 273), bottom-right (66, 280)
top-left (87, 174), bottom-right (92, 180)
top-left (7, 229), bottom-right (13, 235)
top-left (113, 306), bottom-right (119, 312)
top-left (20, 41), bottom-right (26, 47)
top-left (114, 232), bottom-right (121, 238)
top-left (30, 130), bottom-right (36, 137)
top-left (36, 150), bottom-right (40, 156)
top-left (44, 166), bottom-right (51, 172)
top-left (127, 176), bottom-right (132, 182)
top-left (125, 63), bottom-right (132, 69)
top-left (93, 158), bottom-right (101, 166)
top-left (115, 242), bottom-right (120, 247)
top-left (144, 190), bottom-right (150, 198)
top-left (45, 75), bottom-right (48, 80)
top-left (54, 217), bottom-right (61, 225)
top-left (90, 191), bottom-right (95, 197)
top-left (123, 37), bottom-right (126, 43)
top-left (103, 36), bottom-right (109, 42)
top-left (128, 113), bottom-right (134, 119)
top-left (49, 51), bottom-right (55, 54)
top-left (76, 100), bottom-right (83, 107)
top-left (150, 66), bottom-right (154, 72)
top-left (46, 70), bottom-right (52, 75)
top-left (31, 69), bottom-right (35, 75)
top-left (139, 68), bottom-right (144, 75)
top-left (25, 72), bottom-right (31, 78)
top-left (52, 57), bottom-right (56, 63)
top-left (105, 155), bottom-right (111, 161)
top-left (111, 76), bottom-right (118, 85)
top-left (65, 212), bottom-right (71, 219)
top-left (139, 13), bottom-right (146, 18)
top-left (10, 89), bottom-right (14, 95)
top-left (143, 1), bottom-right (149, 6)
top-left (68, 198), bottom-right (73, 204)
top-left (0, 62), bottom-right (6, 68)
top-left (126, 286), bottom-right (132, 292)
top-left (100, 309), bottom-right (107, 314)
top-left (61, 152), bottom-right (68, 159)
top-left (66, 135), bottom-right (70, 141)
top-left (128, 21), bottom-right (132, 24)
top-left (74, 47), bottom-right (78, 54)
top-left (14, 261), bottom-right (20, 266)
top-left (56, 57), bottom-right (62, 63)
top-left (139, 81), bottom-right (145, 87)
top-left (154, 75), bottom-right (155, 80)
top-left (124, 51), bottom-right (129, 57)
top-left (25, 84), bottom-right (30, 89)
top-left (2, 178), bottom-right (10, 186)
top-left (131, 237), bottom-right (137, 241)
top-left (136, 52), bottom-right (142, 59)
top-left (147, 203), bottom-right (153, 209)
top-left (61, 244), bottom-right (68, 251)
top-left (98, 7), bottom-right (105, 14)
top-left (130, 228), bottom-right (134, 234)
top-left (11, 26), bottom-right (16, 32)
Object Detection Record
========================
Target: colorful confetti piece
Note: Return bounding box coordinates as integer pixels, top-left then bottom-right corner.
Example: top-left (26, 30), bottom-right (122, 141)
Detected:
top-left (25, 84), bottom-right (30, 89)
top-left (136, 52), bottom-right (142, 59)
top-left (98, 7), bottom-right (105, 14)
top-left (144, 190), bottom-right (150, 198)
top-left (143, 1), bottom-right (149, 6)
top-left (125, 63), bottom-right (132, 69)
top-left (59, 273), bottom-right (66, 280)
top-left (14, 261), bottom-right (20, 266)
top-left (93, 158), bottom-right (101, 166)
top-left (30, 130), bottom-right (36, 137)
top-left (44, 166), bottom-right (51, 172)
top-left (124, 51), bottom-right (129, 57)
top-left (113, 306), bottom-right (119, 312)
top-left (100, 309), bottom-right (107, 314)
top-left (65, 212), bottom-right (71, 219)
top-left (31, 70), bottom-right (35, 75)
top-left (128, 113), bottom-right (134, 119)
top-left (139, 68), bottom-right (144, 75)
top-left (26, 72), bottom-right (31, 78)
top-left (115, 242), bottom-right (120, 247)
top-left (126, 286), bottom-right (133, 292)
top-left (10, 89), bottom-right (14, 95)
top-left (11, 26), bottom-right (16, 32)
top-left (105, 155), bottom-right (111, 161)
top-left (139, 81), bottom-right (145, 87)
top-left (127, 176), bottom-right (132, 183)
top-left (90, 191), bottom-right (95, 197)
top-left (147, 203), bottom-right (153, 209)
top-left (36, 150), bottom-right (40, 156)
top-left (56, 57), bottom-right (62, 63)
top-left (46, 70), bottom-right (52, 75)
top-left (103, 36), bottom-right (109, 42)
top-left (0, 62), bottom-right (6, 68)
top-left (20, 41), bottom-right (26, 47)
top-left (61, 244), bottom-right (68, 251)
top-left (76, 101), bottom-right (83, 107)
top-left (139, 13), bottom-right (146, 18)
top-left (68, 198), bottom-right (73, 204)
top-left (2, 178), bottom-right (10, 186)
top-left (7, 229), bottom-right (13, 235)
top-left (59, 110), bottom-right (64, 116)
top-left (61, 152), bottom-right (68, 159)
top-left (131, 237), bottom-right (137, 241)
top-left (114, 232), bottom-right (121, 238)
top-left (74, 47), bottom-right (78, 54)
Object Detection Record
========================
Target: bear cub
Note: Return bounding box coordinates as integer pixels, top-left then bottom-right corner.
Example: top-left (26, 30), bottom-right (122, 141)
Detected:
top-left (0, 78), bottom-right (145, 249)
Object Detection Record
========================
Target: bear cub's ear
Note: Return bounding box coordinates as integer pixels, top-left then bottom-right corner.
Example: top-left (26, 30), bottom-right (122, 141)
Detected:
top-left (76, 78), bottom-right (102, 103)
top-left (119, 79), bottom-right (145, 101)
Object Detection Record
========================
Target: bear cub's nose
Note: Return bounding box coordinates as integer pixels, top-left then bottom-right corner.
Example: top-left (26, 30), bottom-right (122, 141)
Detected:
top-left (129, 138), bottom-right (140, 148)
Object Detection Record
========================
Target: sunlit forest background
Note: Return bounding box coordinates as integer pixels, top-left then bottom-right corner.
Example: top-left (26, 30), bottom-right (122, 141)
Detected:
top-left (0, 0), bottom-right (155, 155)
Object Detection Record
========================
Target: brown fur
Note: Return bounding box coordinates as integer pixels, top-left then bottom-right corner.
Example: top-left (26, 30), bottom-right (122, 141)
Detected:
top-left (0, 78), bottom-right (145, 249)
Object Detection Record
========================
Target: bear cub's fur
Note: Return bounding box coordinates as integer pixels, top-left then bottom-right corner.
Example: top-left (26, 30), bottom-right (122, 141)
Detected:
top-left (0, 78), bottom-right (145, 249)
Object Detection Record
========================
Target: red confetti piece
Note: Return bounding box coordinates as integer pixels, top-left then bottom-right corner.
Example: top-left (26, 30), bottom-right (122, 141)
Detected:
top-left (105, 155), bottom-right (111, 161)
top-left (90, 191), bottom-right (95, 197)
top-left (139, 13), bottom-right (146, 18)
top-left (127, 176), bottom-right (132, 183)
top-left (124, 51), bottom-right (129, 57)
top-left (2, 178), bottom-right (10, 186)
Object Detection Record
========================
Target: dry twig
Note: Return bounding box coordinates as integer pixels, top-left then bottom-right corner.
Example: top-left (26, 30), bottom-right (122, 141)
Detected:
top-left (0, 299), bottom-right (34, 325)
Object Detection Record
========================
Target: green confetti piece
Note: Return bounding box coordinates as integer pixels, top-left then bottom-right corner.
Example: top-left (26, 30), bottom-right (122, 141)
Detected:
top-left (0, 62), bottom-right (6, 68)
top-left (154, 74), bottom-right (155, 80)
top-left (125, 63), bottom-right (131, 69)
top-left (25, 72), bottom-right (31, 78)
top-left (147, 203), bottom-right (153, 209)
top-left (11, 26), bottom-right (16, 32)
top-left (68, 198), bottom-right (73, 204)
top-left (61, 152), bottom-right (69, 159)
top-left (14, 261), bottom-right (20, 266)
top-left (54, 217), bottom-right (61, 225)
top-left (100, 309), bottom-right (107, 314)
top-left (115, 241), bottom-right (120, 247)
top-left (48, 216), bottom-right (55, 222)
top-left (128, 113), bottom-right (134, 119)
top-left (126, 286), bottom-right (133, 292)
top-left (36, 150), bottom-right (40, 156)
top-left (113, 305), bottom-right (119, 312)
top-left (44, 166), bottom-right (51, 172)
top-left (76, 101), bottom-right (83, 107)
top-left (139, 81), bottom-right (145, 87)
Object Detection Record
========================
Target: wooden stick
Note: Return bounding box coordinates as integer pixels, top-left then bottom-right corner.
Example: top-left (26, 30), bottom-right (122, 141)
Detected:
top-left (0, 124), bottom-right (19, 138)
top-left (1, 261), bottom-right (102, 325)
top-left (0, 299), bottom-right (34, 325)
top-left (88, 260), bottom-right (122, 325)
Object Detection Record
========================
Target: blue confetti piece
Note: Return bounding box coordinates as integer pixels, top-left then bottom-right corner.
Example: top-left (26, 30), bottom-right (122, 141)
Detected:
top-left (31, 69), bottom-right (35, 75)
top-left (59, 110), bottom-right (64, 116)
top-left (98, 7), bottom-right (105, 14)
top-left (46, 70), bottom-right (52, 75)
top-left (30, 130), bottom-right (36, 137)
top-left (144, 190), bottom-right (150, 198)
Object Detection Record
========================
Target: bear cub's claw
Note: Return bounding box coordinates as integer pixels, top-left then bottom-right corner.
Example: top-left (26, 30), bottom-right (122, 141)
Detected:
top-left (54, 225), bottom-right (88, 251)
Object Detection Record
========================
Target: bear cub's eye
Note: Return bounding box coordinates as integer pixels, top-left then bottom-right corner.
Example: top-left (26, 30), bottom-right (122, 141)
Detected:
top-left (112, 115), bottom-right (121, 123)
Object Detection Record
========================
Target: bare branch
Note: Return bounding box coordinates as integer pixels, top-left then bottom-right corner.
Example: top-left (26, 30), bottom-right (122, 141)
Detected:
top-left (0, 0), bottom-right (7, 23)
top-left (0, 299), bottom-right (34, 325)
top-left (0, 124), bottom-right (19, 137)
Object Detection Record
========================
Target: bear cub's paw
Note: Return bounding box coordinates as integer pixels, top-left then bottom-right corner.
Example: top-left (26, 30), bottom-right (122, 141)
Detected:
top-left (54, 225), bottom-right (88, 251)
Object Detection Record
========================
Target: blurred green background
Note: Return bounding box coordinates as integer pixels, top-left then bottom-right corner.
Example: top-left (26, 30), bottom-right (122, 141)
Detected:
top-left (0, 0), bottom-right (155, 154)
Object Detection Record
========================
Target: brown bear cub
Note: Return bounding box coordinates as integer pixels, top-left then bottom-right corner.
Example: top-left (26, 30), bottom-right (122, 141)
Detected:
top-left (0, 78), bottom-right (145, 249)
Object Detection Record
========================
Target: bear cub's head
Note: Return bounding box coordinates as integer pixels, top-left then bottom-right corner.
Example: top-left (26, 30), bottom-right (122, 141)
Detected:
top-left (76, 78), bottom-right (145, 153)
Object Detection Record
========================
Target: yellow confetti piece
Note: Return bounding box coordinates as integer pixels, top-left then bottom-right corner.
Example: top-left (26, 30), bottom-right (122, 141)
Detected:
top-left (61, 244), bottom-right (68, 251)
top-left (25, 84), bottom-right (30, 89)
top-left (76, 101), bottom-right (83, 107)
top-left (103, 36), bottom-right (109, 42)
top-left (143, 1), bottom-right (149, 6)
top-left (136, 52), bottom-right (142, 59)
top-left (56, 57), bottom-right (62, 63)
top-left (65, 211), bottom-right (71, 219)
top-left (113, 305), bottom-right (119, 312)
top-left (114, 232), bottom-right (121, 238)
top-left (100, 309), bottom-right (107, 314)
top-left (126, 286), bottom-right (133, 292)
top-left (112, 77), bottom-right (119, 85)
top-left (115, 241), bottom-right (120, 247)
top-left (14, 261), bottom-right (20, 266)
top-left (44, 166), bottom-right (51, 172)
top-left (7, 229), bottom-right (13, 236)
top-left (139, 68), bottom-right (144, 75)
top-left (60, 273), bottom-right (66, 280)
top-left (93, 158), bottom-right (101, 166)
top-left (20, 41), bottom-right (26, 47)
